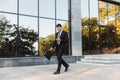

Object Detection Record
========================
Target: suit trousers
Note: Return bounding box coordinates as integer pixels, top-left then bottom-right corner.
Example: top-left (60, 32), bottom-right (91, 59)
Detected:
top-left (56, 45), bottom-right (69, 72)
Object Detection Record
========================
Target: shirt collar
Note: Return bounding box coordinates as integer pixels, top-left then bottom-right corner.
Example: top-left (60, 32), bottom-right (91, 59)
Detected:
top-left (59, 30), bottom-right (62, 35)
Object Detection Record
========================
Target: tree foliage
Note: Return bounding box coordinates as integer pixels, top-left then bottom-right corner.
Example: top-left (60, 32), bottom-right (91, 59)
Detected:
top-left (0, 15), bottom-right (38, 57)
top-left (82, 2), bottom-right (120, 54)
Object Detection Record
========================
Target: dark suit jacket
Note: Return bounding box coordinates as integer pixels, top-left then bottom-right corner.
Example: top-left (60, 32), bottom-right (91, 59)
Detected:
top-left (52, 30), bottom-right (68, 48)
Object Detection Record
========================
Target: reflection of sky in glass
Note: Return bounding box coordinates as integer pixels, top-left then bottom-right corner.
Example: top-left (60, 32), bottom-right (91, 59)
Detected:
top-left (112, 0), bottom-right (120, 2)
top-left (0, 0), bottom-right (17, 13)
top-left (57, 20), bottom-right (67, 26)
top-left (19, 0), bottom-right (38, 16)
top-left (39, 0), bottom-right (55, 18)
top-left (81, 0), bottom-right (89, 18)
top-left (81, 0), bottom-right (98, 18)
top-left (3, 0), bottom-right (102, 38)
top-left (19, 16), bottom-right (38, 32)
top-left (0, 13), bottom-right (17, 24)
top-left (90, 0), bottom-right (98, 17)
top-left (108, 4), bottom-right (115, 23)
top-left (39, 18), bottom-right (55, 37)
top-left (57, 0), bottom-right (68, 20)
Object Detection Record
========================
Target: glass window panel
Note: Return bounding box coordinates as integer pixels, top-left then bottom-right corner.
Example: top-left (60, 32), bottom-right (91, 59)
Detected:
top-left (109, 27), bottom-right (116, 54)
top-left (116, 5), bottom-right (120, 53)
top-left (0, 13), bottom-right (17, 37)
top-left (19, 16), bottom-right (38, 32)
top-left (100, 26), bottom-right (116, 54)
top-left (0, 0), bottom-right (17, 13)
top-left (81, 0), bottom-right (89, 18)
top-left (0, 13), bottom-right (17, 57)
top-left (0, 13), bottom-right (17, 24)
top-left (81, 0), bottom-right (90, 55)
top-left (39, 18), bottom-right (55, 56)
top-left (99, 1), bottom-right (107, 25)
top-left (0, 13), bottom-right (17, 40)
top-left (116, 5), bottom-right (120, 27)
top-left (39, 19), bottom-right (55, 37)
top-left (108, 4), bottom-right (115, 26)
top-left (90, 0), bottom-right (98, 18)
top-left (107, 4), bottom-right (116, 54)
top-left (56, 0), bottom-right (68, 20)
top-left (100, 27), bottom-right (108, 54)
top-left (112, 0), bottom-right (120, 2)
top-left (19, 16), bottom-right (38, 56)
top-left (89, 0), bottom-right (100, 54)
top-left (19, 0), bottom-right (38, 16)
top-left (39, 0), bottom-right (55, 18)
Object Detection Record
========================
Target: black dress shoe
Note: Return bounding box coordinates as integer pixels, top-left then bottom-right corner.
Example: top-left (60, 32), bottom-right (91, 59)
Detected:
top-left (53, 71), bottom-right (60, 74)
top-left (65, 65), bottom-right (69, 72)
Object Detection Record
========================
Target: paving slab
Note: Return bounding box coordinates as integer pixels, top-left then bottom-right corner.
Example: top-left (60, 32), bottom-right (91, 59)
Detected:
top-left (0, 63), bottom-right (120, 80)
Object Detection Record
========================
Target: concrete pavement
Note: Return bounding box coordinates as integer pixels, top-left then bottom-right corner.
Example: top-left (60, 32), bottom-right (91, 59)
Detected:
top-left (0, 63), bottom-right (120, 80)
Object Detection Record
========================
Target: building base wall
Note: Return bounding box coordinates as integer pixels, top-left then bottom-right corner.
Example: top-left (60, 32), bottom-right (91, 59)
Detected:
top-left (0, 56), bottom-right (83, 68)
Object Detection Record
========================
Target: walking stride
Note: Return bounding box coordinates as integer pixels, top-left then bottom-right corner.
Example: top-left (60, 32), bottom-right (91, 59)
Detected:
top-left (50, 23), bottom-right (69, 74)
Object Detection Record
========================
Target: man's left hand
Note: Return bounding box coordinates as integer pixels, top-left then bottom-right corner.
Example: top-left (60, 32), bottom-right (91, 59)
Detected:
top-left (56, 38), bottom-right (61, 42)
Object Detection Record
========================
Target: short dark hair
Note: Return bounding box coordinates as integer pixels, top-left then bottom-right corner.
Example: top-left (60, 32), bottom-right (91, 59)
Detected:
top-left (56, 23), bottom-right (62, 27)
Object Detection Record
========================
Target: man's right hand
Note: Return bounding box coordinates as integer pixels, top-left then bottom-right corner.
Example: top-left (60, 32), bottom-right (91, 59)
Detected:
top-left (56, 38), bottom-right (61, 42)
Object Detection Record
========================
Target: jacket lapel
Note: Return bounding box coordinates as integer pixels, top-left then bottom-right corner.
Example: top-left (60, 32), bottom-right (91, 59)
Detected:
top-left (56, 30), bottom-right (63, 38)
top-left (60, 31), bottom-right (63, 38)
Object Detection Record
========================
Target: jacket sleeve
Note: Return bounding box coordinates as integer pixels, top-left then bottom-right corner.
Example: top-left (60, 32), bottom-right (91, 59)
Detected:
top-left (52, 40), bottom-right (57, 48)
top-left (60, 31), bottom-right (68, 44)
top-left (52, 33), bottom-right (57, 48)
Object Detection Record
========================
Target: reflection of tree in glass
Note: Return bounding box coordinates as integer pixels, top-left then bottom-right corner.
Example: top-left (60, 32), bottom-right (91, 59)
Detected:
top-left (82, 2), bottom-right (120, 54)
top-left (82, 17), bottom-right (99, 53)
top-left (11, 28), bottom-right (38, 56)
top-left (0, 15), bottom-right (13, 57)
top-left (0, 15), bottom-right (38, 57)
top-left (99, 2), bottom-right (120, 25)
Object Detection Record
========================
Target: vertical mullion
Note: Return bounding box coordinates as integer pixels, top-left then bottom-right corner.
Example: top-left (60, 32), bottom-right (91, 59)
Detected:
top-left (16, 0), bottom-right (19, 57)
top-left (88, 0), bottom-right (91, 54)
top-left (55, 0), bottom-right (57, 33)
top-left (107, 3), bottom-right (109, 53)
top-left (115, 5), bottom-right (117, 53)
top-left (38, 0), bottom-right (40, 56)
top-left (68, 0), bottom-right (72, 55)
top-left (98, 0), bottom-right (101, 54)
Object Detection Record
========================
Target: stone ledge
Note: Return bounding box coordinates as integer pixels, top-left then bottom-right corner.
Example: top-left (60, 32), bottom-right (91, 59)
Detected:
top-left (0, 56), bottom-right (83, 68)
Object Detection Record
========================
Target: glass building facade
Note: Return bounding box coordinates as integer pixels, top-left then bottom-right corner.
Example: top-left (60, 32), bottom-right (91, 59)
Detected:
top-left (0, 0), bottom-right (120, 57)
top-left (81, 0), bottom-right (120, 55)
top-left (0, 0), bottom-right (69, 57)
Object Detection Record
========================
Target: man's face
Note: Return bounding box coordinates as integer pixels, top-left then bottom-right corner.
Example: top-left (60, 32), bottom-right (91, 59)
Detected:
top-left (57, 26), bottom-right (62, 32)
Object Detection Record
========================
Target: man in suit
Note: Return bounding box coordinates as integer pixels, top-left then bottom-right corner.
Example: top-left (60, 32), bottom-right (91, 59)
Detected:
top-left (50, 23), bottom-right (69, 74)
